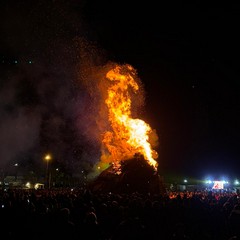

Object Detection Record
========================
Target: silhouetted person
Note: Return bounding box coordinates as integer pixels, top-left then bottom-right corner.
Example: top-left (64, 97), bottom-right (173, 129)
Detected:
top-left (80, 211), bottom-right (102, 240)
top-left (110, 217), bottom-right (147, 240)
top-left (51, 207), bottom-right (76, 239)
top-left (170, 222), bottom-right (191, 240)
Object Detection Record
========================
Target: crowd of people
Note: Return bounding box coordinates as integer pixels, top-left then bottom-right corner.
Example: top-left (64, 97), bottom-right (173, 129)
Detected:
top-left (0, 187), bottom-right (240, 239)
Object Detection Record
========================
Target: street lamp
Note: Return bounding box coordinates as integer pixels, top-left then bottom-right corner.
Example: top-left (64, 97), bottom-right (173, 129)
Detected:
top-left (44, 154), bottom-right (52, 189)
top-left (14, 163), bottom-right (18, 181)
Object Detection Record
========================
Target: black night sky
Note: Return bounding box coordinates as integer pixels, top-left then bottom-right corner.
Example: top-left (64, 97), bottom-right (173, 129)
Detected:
top-left (1, 1), bottom-right (240, 181)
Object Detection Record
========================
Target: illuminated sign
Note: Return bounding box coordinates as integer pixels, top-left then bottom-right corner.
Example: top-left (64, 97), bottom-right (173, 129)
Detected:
top-left (212, 181), bottom-right (224, 189)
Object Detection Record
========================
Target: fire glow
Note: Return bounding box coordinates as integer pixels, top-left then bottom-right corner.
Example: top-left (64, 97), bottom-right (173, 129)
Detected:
top-left (101, 64), bottom-right (158, 172)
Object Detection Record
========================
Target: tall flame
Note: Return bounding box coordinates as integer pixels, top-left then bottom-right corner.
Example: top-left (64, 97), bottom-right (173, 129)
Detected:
top-left (101, 64), bottom-right (158, 172)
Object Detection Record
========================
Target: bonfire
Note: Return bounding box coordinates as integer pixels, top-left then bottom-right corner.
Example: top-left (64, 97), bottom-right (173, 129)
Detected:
top-left (88, 64), bottom-right (164, 194)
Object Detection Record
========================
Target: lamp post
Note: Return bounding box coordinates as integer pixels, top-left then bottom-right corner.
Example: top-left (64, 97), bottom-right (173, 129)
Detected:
top-left (14, 163), bottom-right (18, 181)
top-left (44, 154), bottom-right (51, 189)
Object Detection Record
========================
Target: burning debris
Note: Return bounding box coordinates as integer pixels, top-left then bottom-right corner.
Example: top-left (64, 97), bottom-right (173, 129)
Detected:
top-left (89, 154), bottom-right (165, 194)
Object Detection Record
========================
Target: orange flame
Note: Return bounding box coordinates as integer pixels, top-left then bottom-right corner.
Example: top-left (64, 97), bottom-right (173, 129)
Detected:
top-left (101, 64), bottom-right (158, 172)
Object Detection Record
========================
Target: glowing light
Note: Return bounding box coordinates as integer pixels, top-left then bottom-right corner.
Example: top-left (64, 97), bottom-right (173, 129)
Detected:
top-left (234, 180), bottom-right (239, 185)
top-left (205, 180), bottom-right (212, 184)
top-left (34, 183), bottom-right (44, 190)
top-left (212, 181), bottom-right (224, 189)
top-left (44, 154), bottom-right (51, 161)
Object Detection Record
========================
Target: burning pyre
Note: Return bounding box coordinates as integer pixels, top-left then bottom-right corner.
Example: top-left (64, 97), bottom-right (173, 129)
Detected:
top-left (88, 63), bottom-right (163, 194)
